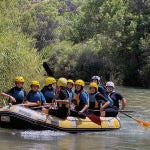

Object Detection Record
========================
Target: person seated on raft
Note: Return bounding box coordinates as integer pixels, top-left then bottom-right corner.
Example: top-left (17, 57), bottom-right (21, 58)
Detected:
top-left (1, 76), bottom-right (26, 105)
top-left (91, 75), bottom-right (106, 97)
top-left (66, 79), bottom-right (74, 106)
top-left (70, 79), bottom-right (89, 118)
top-left (100, 81), bottom-right (126, 117)
top-left (48, 77), bottom-right (69, 119)
top-left (24, 80), bottom-right (46, 107)
top-left (41, 77), bottom-right (56, 105)
top-left (88, 82), bottom-right (109, 116)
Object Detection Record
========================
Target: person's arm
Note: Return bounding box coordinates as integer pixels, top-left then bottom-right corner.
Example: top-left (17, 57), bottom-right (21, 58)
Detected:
top-left (39, 91), bottom-right (47, 104)
top-left (120, 97), bottom-right (126, 110)
top-left (116, 92), bottom-right (126, 110)
top-left (56, 99), bottom-right (69, 103)
top-left (23, 91), bottom-right (41, 107)
top-left (79, 104), bottom-right (89, 114)
top-left (1, 92), bottom-right (16, 103)
top-left (95, 92), bottom-right (108, 102)
top-left (100, 101), bottom-right (110, 117)
top-left (22, 101), bottom-right (41, 107)
top-left (100, 101), bottom-right (110, 111)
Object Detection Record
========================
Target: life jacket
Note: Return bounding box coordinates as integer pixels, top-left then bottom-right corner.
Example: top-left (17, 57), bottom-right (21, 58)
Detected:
top-left (7, 87), bottom-right (26, 105)
top-left (58, 101), bottom-right (69, 108)
top-left (27, 90), bottom-right (45, 105)
top-left (57, 87), bottom-right (69, 108)
top-left (107, 95), bottom-right (114, 106)
top-left (67, 89), bottom-right (74, 105)
top-left (89, 92), bottom-right (99, 109)
top-left (73, 90), bottom-right (89, 111)
top-left (108, 91), bottom-right (121, 108)
top-left (41, 86), bottom-right (55, 103)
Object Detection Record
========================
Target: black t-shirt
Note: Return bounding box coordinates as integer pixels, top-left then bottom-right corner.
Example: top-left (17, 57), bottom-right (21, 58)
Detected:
top-left (109, 92), bottom-right (123, 108)
top-left (58, 87), bottom-right (69, 100)
top-left (57, 87), bottom-right (69, 109)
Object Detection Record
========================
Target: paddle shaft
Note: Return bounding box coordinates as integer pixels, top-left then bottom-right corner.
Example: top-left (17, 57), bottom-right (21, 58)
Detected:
top-left (89, 109), bottom-right (134, 113)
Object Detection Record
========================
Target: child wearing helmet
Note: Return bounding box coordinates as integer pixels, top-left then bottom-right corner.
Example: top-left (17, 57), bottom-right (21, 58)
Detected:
top-left (100, 81), bottom-right (126, 117)
top-left (70, 79), bottom-right (89, 118)
top-left (49, 77), bottom-right (69, 119)
top-left (41, 77), bottom-right (56, 103)
top-left (24, 80), bottom-right (46, 107)
top-left (88, 82), bottom-right (111, 116)
top-left (66, 79), bottom-right (74, 104)
top-left (91, 75), bottom-right (106, 97)
top-left (1, 76), bottom-right (26, 105)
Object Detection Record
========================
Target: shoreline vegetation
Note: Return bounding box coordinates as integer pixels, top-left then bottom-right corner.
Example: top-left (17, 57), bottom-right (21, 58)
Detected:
top-left (0, 0), bottom-right (150, 94)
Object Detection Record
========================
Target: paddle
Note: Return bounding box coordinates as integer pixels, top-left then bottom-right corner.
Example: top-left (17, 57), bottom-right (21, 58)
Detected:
top-left (96, 92), bottom-right (150, 127)
top-left (120, 112), bottom-right (150, 127)
top-left (88, 109), bottom-right (135, 113)
top-left (43, 62), bottom-right (53, 76)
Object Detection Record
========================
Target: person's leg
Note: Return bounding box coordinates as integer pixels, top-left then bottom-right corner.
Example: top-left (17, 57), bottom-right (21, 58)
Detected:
top-left (100, 111), bottom-right (106, 117)
top-left (105, 108), bottom-right (118, 117)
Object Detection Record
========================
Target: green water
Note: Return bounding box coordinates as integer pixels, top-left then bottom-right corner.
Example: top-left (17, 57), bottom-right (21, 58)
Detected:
top-left (0, 86), bottom-right (150, 150)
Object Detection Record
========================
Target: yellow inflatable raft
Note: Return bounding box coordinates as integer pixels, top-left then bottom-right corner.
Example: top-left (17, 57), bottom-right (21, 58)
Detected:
top-left (0, 105), bottom-right (121, 133)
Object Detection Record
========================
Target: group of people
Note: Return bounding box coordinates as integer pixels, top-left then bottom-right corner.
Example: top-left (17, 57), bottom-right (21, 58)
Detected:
top-left (1, 75), bottom-right (126, 119)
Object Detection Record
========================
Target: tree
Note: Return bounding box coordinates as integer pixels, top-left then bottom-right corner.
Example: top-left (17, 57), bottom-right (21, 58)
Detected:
top-left (0, 0), bottom-right (44, 93)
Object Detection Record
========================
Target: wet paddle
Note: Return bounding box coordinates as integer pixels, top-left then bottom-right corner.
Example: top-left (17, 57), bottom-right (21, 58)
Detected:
top-left (88, 109), bottom-right (135, 113)
top-left (121, 112), bottom-right (150, 127)
top-left (43, 62), bottom-right (53, 76)
top-left (97, 93), bottom-right (150, 127)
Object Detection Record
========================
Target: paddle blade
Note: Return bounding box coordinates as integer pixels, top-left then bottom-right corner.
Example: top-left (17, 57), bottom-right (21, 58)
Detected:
top-left (87, 114), bottom-right (101, 125)
top-left (43, 62), bottom-right (53, 76)
top-left (134, 118), bottom-right (150, 127)
top-left (142, 121), bottom-right (150, 127)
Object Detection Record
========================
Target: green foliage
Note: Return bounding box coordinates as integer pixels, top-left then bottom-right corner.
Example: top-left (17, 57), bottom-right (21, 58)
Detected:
top-left (32, 1), bottom-right (60, 50)
top-left (0, 0), bottom-right (150, 88)
top-left (0, 0), bottom-right (44, 93)
top-left (66, 0), bottom-right (150, 87)
top-left (41, 36), bottom-right (115, 81)
top-left (139, 34), bottom-right (150, 87)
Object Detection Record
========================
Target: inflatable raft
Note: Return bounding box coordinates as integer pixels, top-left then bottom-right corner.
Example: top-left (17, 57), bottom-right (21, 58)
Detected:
top-left (0, 105), bottom-right (121, 133)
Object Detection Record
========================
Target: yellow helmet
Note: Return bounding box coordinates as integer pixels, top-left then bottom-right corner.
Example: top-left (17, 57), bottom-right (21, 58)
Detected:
top-left (31, 80), bottom-right (40, 87)
top-left (75, 79), bottom-right (85, 87)
top-left (45, 77), bottom-right (56, 86)
top-left (67, 79), bottom-right (74, 85)
top-left (57, 77), bottom-right (67, 87)
top-left (15, 76), bottom-right (25, 83)
top-left (89, 82), bottom-right (98, 91)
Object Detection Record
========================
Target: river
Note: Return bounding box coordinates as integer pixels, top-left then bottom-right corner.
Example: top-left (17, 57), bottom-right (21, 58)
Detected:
top-left (0, 86), bottom-right (150, 150)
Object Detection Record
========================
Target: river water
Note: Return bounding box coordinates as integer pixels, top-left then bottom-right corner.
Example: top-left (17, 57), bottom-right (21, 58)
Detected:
top-left (0, 86), bottom-right (150, 150)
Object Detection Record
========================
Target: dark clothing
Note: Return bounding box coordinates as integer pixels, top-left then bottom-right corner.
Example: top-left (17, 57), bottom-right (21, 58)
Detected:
top-left (105, 91), bottom-right (124, 117)
top-left (73, 91), bottom-right (88, 113)
top-left (69, 109), bottom-right (86, 119)
top-left (98, 85), bottom-right (107, 97)
top-left (89, 92), bottom-right (106, 115)
top-left (49, 87), bottom-right (69, 119)
top-left (109, 92), bottom-right (123, 108)
top-left (58, 87), bottom-right (69, 100)
top-left (70, 90), bottom-right (88, 118)
top-left (6, 87), bottom-right (26, 105)
top-left (41, 86), bottom-right (55, 103)
top-left (105, 108), bottom-right (118, 117)
top-left (88, 92), bottom-right (108, 116)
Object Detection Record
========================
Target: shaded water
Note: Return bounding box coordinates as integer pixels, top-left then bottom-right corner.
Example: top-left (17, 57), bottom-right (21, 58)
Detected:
top-left (0, 87), bottom-right (150, 150)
